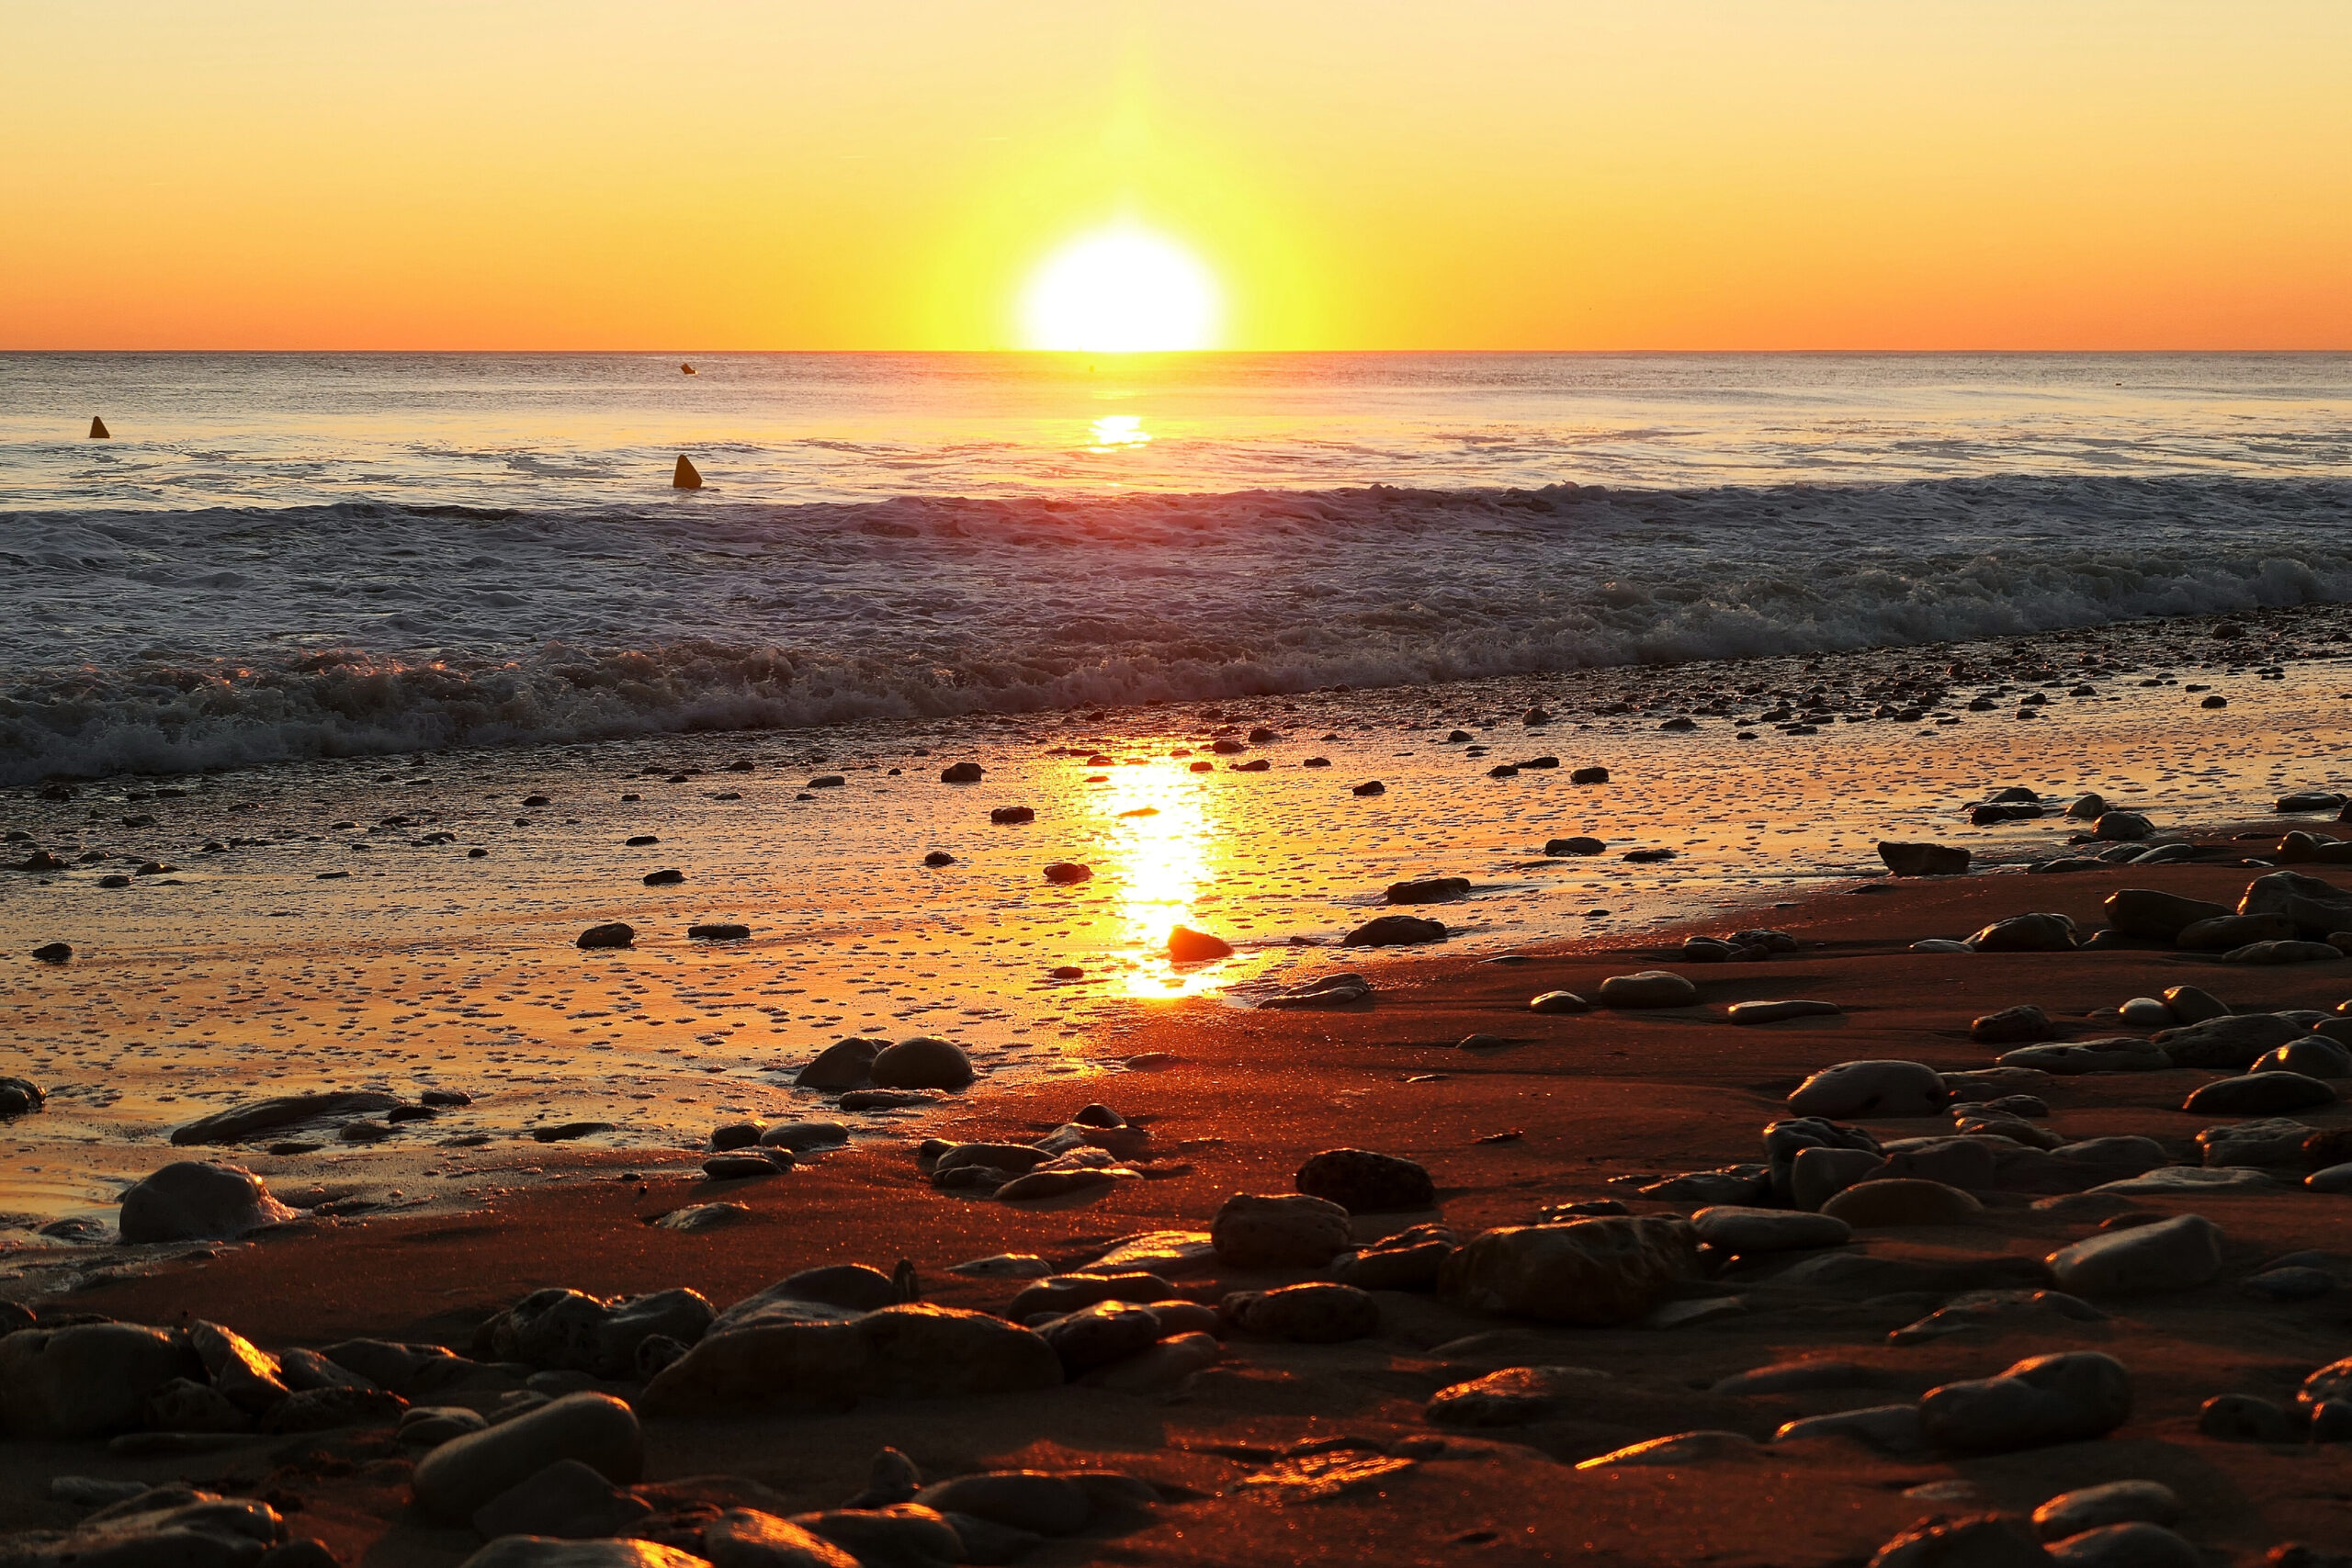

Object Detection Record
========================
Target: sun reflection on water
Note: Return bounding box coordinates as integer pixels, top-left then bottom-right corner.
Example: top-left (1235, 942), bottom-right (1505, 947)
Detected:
top-left (1089, 414), bottom-right (1151, 448)
top-left (1090, 760), bottom-right (1229, 997)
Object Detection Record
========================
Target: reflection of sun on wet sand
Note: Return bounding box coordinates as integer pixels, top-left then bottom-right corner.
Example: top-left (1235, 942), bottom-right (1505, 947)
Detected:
top-left (6, 608), bottom-right (2352, 1566)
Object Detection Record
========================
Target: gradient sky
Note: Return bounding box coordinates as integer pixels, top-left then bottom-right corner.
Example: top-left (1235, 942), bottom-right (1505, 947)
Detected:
top-left (5, 0), bottom-right (2347, 350)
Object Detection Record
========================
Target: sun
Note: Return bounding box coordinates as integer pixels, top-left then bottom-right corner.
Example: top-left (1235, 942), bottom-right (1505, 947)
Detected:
top-left (1020, 225), bottom-right (1221, 352)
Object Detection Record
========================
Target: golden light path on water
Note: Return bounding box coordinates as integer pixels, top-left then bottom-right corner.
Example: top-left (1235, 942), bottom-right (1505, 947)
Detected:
top-left (1090, 756), bottom-right (1232, 999)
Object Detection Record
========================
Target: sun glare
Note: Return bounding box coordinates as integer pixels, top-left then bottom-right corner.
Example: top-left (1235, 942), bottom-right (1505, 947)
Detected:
top-left (1020, 227), bottom-right (1220, 352)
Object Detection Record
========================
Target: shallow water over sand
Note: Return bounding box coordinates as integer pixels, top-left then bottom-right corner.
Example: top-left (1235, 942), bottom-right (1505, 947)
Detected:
top-left (4, 610), bottom-right (2347, 1232)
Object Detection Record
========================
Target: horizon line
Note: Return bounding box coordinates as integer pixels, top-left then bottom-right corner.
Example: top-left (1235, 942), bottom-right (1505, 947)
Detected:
top-left (6, 345), bottom-right (2352, 356)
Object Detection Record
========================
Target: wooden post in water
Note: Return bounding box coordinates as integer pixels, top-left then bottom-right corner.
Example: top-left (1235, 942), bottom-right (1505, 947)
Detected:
top-left (673, 455), bottom-right (703, 489)
top-left (88, 417), bottom-right (110, 439)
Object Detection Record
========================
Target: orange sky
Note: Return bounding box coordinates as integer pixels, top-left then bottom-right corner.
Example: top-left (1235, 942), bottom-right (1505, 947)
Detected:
top-left (4, 0), bottom-right (2347, 350)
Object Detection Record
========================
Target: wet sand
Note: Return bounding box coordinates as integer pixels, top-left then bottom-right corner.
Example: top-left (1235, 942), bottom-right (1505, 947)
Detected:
top-left (5, 607), bottom-right (2352, 1565)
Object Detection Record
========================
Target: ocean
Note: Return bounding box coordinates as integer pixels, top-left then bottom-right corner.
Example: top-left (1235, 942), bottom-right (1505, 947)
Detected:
top-left (2, 351), bottom-right (2347, 787)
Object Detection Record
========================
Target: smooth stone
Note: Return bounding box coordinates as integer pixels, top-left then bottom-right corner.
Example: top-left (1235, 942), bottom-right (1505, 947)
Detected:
top-left (1998, 1037), bottom-right (2170, 1075)
top-left (1711, 1360), bottom-right (1904, 1396)
top-left (2033, 1480), bottom-right (2181, 1540)
top-left (1294, 1147), bottom-right (1434, 1213)
top-left (460, 1541), bottom-right (706, 1568)
top-left (1789, 1146), bottom-right (1886, 1212)
top-left (1079, 1231), bottom-right (1216, 1278)
top-left (2186, 1071), bottom-right (2335, 1114)
top-left (2239, 1266), bottom-right (2335, 1302)
top-left (575, 922), bottom-right (635, 950)
top-left (2094, 1166), bottom-right (2273, 1193)
top-left (119, 1161), bottom-right (297, 1244)
top-left (168, 1091), bottom-right (402, 1145)
top-left (2307, 1162), bottom-right (2352, 1192)
top-left (1727, 999), bottom-right (1841, 1024)
top-left (1821, 1179), bottom-right (1983, 1227)
top-left (0, 1324), bottom-right (198, 1438)
top-left (1689, 1206), bottom-right (1851, 1254)
top-left (2226, 940), bottom-right (2346, 964)
top-left (2199, 1393), bottom-right (2300, 1442)
top-left (1572, 1431), bottom-right (1757, 1470)
top-left (786, 1506), bottom-right (961, 1567)
top-left (1787, 1060), bottom-right (1947, 1119)
top-left (1436, 1217), bottom-right (1700, 1325)
top-left (2178, 912), bottom-right (2298, 950)
top-left (2045, 1523), bottom-right (2199, 1568)
top-left (2118, 998), bottom-right (2175, 1027)
top-left (1968, 913), bottom-right (2079, 952)
top-left (2154, 1012), bottom-right (2308, 1068)
top-left (1528, 990), bottom-right (1591, 1014)
top-left (700, 1508), bottom-right (860, 1568)
top-left (1004, 1274), bottom-right (1173, 1319)
top-left (1036, 1301), bottom-right (1162, 1376)
top-left (1084, 1332), bottom-right (1219, 1393)
top-left (794, 1038), bottom-right (884, 1090)
top-left (1210, 1192), bottom-right (1353, 1268)
top-left (2046, 1213), bottom-right (2222, 1294)
top-left (1868, 1516), bottom-right (2049, 1568)
top-left (411, 1393), bottom-right (643, 1522)
top-left (639, 1305), bottom-right (1061, 1415)
top-left (1425, 1365), bottom-right (1607, 1427)
top-left (1341, 915), bottom-right (1446, 947)
top-left (2257, 1038), bottom-right (2352, 1077)
top-left (910, 1472), bottom-right (1090, 1537)
top-left (2238, 869), bottom-right (2352, 935)
top-left (1911, 939), bottom-right (1974, 953)
top-left (759, 1121), bottom-right (853, 1153)
top-left (946, 1253), bottom-right (1053, 1279)
top-left (472, 1459), bottom-right (652, 1541)
top-left (2093, 812), bottom-right (2154, 841)
top-left (1771, 1404), bottom-right (1925, 1454)
top-left (1595, 971), bottom-right (1698, 1008)
top-left (1972, 1005), bottom-right (2054, 1044)
top-left (1918, 1351), bottom-right (2132, 1452)
top-left (1878, 841), bottom-right (1972, 876)
top-left (867, 1038), bottom-right (972, 1091)
top-left (1386, 876), bottom-right (1470, 905)
top-left (2162, 985), bottom-right (2232, 1022)
top-left (1224, 1282), bottom-right (1381, 1343)
top-left (2103, 888), bottom-right (2229, 941)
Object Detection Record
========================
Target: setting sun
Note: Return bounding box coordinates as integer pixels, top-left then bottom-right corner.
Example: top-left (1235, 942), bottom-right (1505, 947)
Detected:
top-left (1020, 225), bottom-right (1220, 352)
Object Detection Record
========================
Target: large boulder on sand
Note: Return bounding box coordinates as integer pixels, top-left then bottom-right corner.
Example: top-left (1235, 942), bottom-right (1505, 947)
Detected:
top-left (0, 1322), bottom-right (200, 1438)
top-left (2102, 889), bottom-right (2229, 942)
top-left (1294, 1148), bottom-right (1436, 1213)
top-left (866, 1038), bottom-right (973, 1091)
top-left (119, 1161), bottom-right (297, 1244)
top-left (1436, 1216), bottom-right (1699, 1325)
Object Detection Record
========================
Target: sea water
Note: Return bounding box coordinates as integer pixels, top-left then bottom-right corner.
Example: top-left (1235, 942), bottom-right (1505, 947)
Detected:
top-left (2, 351), bottom-right (2348, 786)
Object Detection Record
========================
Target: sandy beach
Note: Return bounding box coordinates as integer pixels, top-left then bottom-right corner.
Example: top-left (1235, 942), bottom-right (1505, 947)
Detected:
top-left (6, 607), bottom-right (2352, 1565)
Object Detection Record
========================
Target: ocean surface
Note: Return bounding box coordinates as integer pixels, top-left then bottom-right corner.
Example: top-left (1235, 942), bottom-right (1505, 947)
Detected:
top-left (2, 351), bottom-right (2347, 786)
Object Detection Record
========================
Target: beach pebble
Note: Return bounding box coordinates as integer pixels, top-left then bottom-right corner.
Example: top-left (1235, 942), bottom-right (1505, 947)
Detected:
top-left (2307, 1163), bottom-right (2352, 1192)
top-left (1351, 780), bottom-right (1385, 795)
top-left (947, 1253), bottom-right (1052, 1279)
top-left (1574, 1430), bottom-right (1755, 1470)
top-left (472, 1458), bottom-right (652, 1542)
top-left (687, 922), bottom-right (751, 942)
top-left (1167, 925), bottom-right (1234, 962)
top-left (1878, 841), bottom-right (1971, 876)
top-left (643, 1304), bottom-right (1060, 1415)
top-left (1918, 1351), bottom-right (2132, 1452)
top-left (0, 1324), bottom-right (196, 1439)
top-left (2034, 1480), bottom-right (2181, 1540)
top-left (2240, 1266), bottom-right (2335, 1302)
top-left (2094, 1166), bottom-right (2272, 1194)
top-left (119, 1160), bottom-right (297, 1244)
top-left (1211, 1192), bottom-right (1353, 1268)
top-left (1595, 970), bottom-right (1697, 1008)
top-left (29, 942), bottom-right (71, 964)
top-left (2240, 870), bottom-right (2352, 933)
top-left (1041, 862), bottom-right (1091, 885)
top-left (651, 1202), bottom-right (749, 1233)
top-left (2200, 1393), bottom-right (2300, 1442)
top-left (0, 1077), bottom-right (44, 1118)
top-left (1223, 1281), bottom-right (1381, 1342)
top-left (2182, 1072), bottom-right (2335, 1115)
top-left (2226, 939), bottom-right (2346, 964)
top-left (913, 1472), bottom-right (1091, 1537)
top-left (1569, 765), bottom-right (1609, 784)
top-left (1425, 1365), bottom-right (1603, 1427)
top-left (698, 1508), bottom-right (859, 1568)
top-left (2103, 888), bottom-right (2229, 940)
top-left (2154, 1011), bottom-right (2307, 1067)
top-left (867, 1037), bottom-right (972, 1091)
top-left (1544, 837), bottom-right (1605, 856)
top-left (2118, 997), bottom-right (2174, 1026)
top-left (1436, 1216), bottom-right (1699, 1325)
top-left (1790, 1146), bottom-right (1886, 1211)
top-left (1821, 1179), bottom-right (1983, 1227)
top-left (1972, 1004), bottom-right (2054, 1044)
top-left (2046, 1213), bottom-right (2222, 1294)
top-left (412, 1392), bottom-right (643, 1522)
top-left (170, 1090), bottom-right (401, 1145)
top-left (1910, 939), bottom-right (1974, 953)
top-left (2045, 1523), bottom-right (2199, 1568)
top-left (759, 1120), bottom-right (851, 1153)
top-left (1386, 876), bottom-right (1470, 904)
top-left (1295, 1147), bottom-right (1435, 1213)
top-left (2149, 984), bottom-right (2222, 1021)
top-left (1771, 1404), bottom-right (1925, 1455)
top-left (1036, 1301), bottom-right (1163, 1375)
top-left (1006, 1272), bottom-right (1171, 1319)
top-left (1968, 913), bottom-right (2079, 952)
top-left (1690, 1206), bottom-right (1851, 1254)
top-left (710, 1121), bottom-right (763, 1151)
top-left (938, 761), bottom-right (983, 783)
top-left (1727, 999), bottom-right (1841, 1024)
top-left (1787, 1060), bottom-right (1947, 1118)
top-left (1258, 972), bottom-right (1370, 1009)
top-left (1866, 1515), bottom-right (2050, 1568)
top-left (794, 1037), bottom-right (884, 1090)
top-left (2094, 811), bottom-right (2154, 841)
top-left (1342, 914), bottom-right (1446, 947)
top-left (2177, 913), bottom-right (2297, 950)
top-left (574, 922), bottom-right (634, 950)
top-left (461, 1541), bottom-right (706, 1568)
top-left (1329, 1224), bottom-right (1459, 1291)
top-left (1528, 990), bottom-right (1590, 1014)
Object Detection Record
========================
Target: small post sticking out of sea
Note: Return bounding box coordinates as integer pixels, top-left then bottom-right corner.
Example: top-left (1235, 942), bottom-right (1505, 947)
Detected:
top-left (88, 416), bottom-right (110, 439)
top-left (673, 455), bottom-right (703, 490)
top-left (680, 362), bottom-right (696, 375)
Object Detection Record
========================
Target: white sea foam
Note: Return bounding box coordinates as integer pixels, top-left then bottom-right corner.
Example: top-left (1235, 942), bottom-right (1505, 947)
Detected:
top-left (4, 475), bottom-right (2348, 784)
